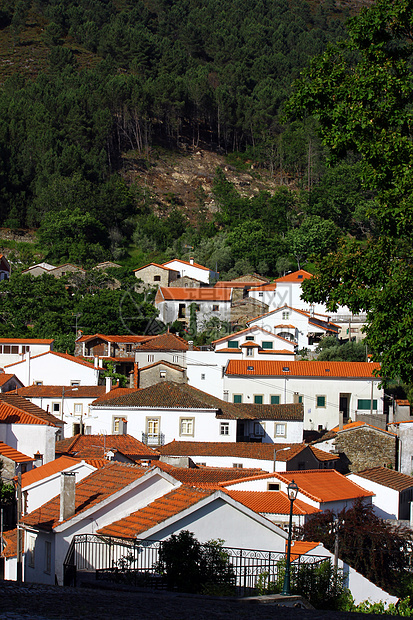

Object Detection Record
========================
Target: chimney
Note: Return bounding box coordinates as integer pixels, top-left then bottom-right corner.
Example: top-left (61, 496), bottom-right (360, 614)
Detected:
top-left (60, 472), bottom-right (76, 522)
top-left (188, 340), bottom-right (193, 351)
top-left (94, 356), bottom-right (98, 368)
top-left (339, 411), bottom-right (344, 431)
top-left (293, 392), bottom-right (299, 404)
top-left (189, 257), bottom-right (194, 265)
top-left (105, 376), bottom-right (112, 393)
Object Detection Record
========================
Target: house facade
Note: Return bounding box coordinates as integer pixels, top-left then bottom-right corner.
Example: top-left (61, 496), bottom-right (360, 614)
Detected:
top-left (162, 258), bottom-right (219, 284)
top-left (0, 338), bottom-right (54, 368)
top-left (155, 287), bottom-right (232, 330)
top-left (88, 382), bottom-right (304, 446)
top-left (223, 360), bottom-right (383, 431)
top-left (347, 467), bottom-right (413, 520)
top-left (133, 262), bottom-right (180, 289)
top-left (5, 351), bottom-right (100, 387)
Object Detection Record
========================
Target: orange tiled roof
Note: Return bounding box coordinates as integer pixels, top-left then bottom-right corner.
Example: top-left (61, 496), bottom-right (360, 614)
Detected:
top-left (0, 374), bottom-right (19, 387)
top-left (139, 360), bottom-right (185, 372)
top-left (274, 270), bottom-right (313, 283)
top-left (0, 338), bottom-right (54, 345)
top-left (135, 332), bottom-right (199, 351)
top-left (55, 434), bottom-right (157, 459)
top-left (2, 527), bottom-right (17, 558)
top-left (157, 287), bottom-right (232, 302)
top-left (331, 421), bottom-right (396, 436)
top-left (21, 456), bottom-right (83, 488)
top-left (225, 490), bottom-right (320, 515)
top-left (159, 441), bottom-right (294, 460)
top-left (76, 333), bottom-right (153, 344)
top-left (16, 385), bottom-right (107, 399)
top-left (21, 462), bottom-right (148, 530)
top-left (5, 350), bottom-right (97, 370)
top-left (273, 470), bottom-right (374, 503)
top-left (249, 283), bottom-right (278, 292)
top-left (97, 485), bottom-right (214, 538)
top-left (0, 394), bottom-right (60, 426)
top-left (155, 462), bottom-right (266, 486)
top-left (163, 259), bottom-right (211, 272)
top-left (214, 281), bottom-right (265, 289)
top-left (226, 360), bottom-right (381, 378)
top-left (91, 388), bottom-right (139, 404)
top-left (351, 467), bottom-right (413, 492)
top-left (0, 440), bottom-right (33, 463)
top-left (290, 540), bottom-right (321, 561)
top-left (212, 325), bottom-right (279, 345)
top-left (133, 262), bottom-right (179, 272)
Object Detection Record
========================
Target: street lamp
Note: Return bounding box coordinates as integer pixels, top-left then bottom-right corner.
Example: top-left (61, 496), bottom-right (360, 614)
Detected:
top-left (281, 479), bottom-right (299, 596)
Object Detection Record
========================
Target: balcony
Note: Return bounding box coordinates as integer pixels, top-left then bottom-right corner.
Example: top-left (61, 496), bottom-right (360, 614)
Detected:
top-left (142, 432), bottom-right (165, 446)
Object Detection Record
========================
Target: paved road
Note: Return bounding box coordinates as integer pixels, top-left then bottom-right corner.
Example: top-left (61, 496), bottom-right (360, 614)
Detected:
top-left (0, 581), bottom-right (394, 619)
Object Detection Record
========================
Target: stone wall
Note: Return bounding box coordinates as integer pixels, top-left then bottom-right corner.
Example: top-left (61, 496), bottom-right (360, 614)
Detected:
top-left (139, 364), bottom-right (187, 389)
top-left (334, 427), bottom-right (396, 472)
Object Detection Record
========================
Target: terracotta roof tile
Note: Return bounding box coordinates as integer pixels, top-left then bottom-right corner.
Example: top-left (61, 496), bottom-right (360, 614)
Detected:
top-left (0, 338), bottom-right (53, 345)
top-left (135, 332), bottom-right (199, 351)
top-left (273, 470), bottom-right (374, 503)
top-left (0, 395), bottom-right (60, 427)
top-left (5, 351), bottom-right (97, 370)
top-left (159, 441), bottom-right (293, 460)
top-left (21, 462), bottom-right (148, 530)
top-left (226, 360), bottom-right (381, 378)
top-left (21, 456), bottom-right (84, 488)
top-left (212, 325), bottom-right (293, 346)
top-left (155, 462), bottom-right (266, 485)
top-left (91, 388), bottom-right (139, 404)
top-left (163, 259), bottom-right (211, 272)
top-left (97, 485), bottom-right (214, 538)
top-left (139, 360), bottom-right (186, 372)
top-left (331, 421), bottom-right (395, 436)
top-left (157, 287), bottom-right (232, 302)
top-left (16, 385), bottom-right (107, 398)
top-left (0, 374), bottom-right (19, 387)
top-left (274, 270), bottom-right (313, 283)
top-left (92, 381), bottom-right (301, 422)
top-left (352, 467), bottom-right (413, 492)
top-left (2, 528), bottom-right (17, 558)
top-left (290, 541), bottom-right (321, 561)
top-left (55, 434), bottom-right (157, 459)
top-left (0, 441), bottom-right (34, 463)
top-left (225, 490), bottom-right (321, 515)
top-left (76, 334), bottom-right (153, 344)
top-left (133, 262), bottom-right (179, 272)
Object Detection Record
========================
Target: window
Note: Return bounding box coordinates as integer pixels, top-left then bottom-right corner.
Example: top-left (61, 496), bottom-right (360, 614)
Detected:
top-left (267, 483), bottom-right (280, 491)
top-left (180, 418), bottom-right (194, 436)
top-left (316, 395), bottom-right (326, 408)
top-left (259, 292), bottom-right (264, 297)
top-left (154, 275), bottom-right (161, 282)
top-left (160, 370), bottom-right (166, 378)
top-left (113, 416), bottom-right (127, 434)
top-left (84, 426), bottom-right (91, 435)
top-left (44, 541), bottom-right (51, 574)
top-left (254, 395), bottom-right (263, 404)
top-left (212, 304), bottom-right (219, 312)
top-left (275, 423), bottom-right (286, 437)
top-left (11, 346), bottom-right (18, 354)
top-left (233, 463), bottom-right (243, 469)
top-left (27, 534), bottom-right (36, 568)
top-left (246, 347), bottom-right (253, 357)
top-left (22, 345), bottom-right (30, 353)
top-left (52, 402), bottom-right (60, 414)
top-left (233, 394), bottom-right (242, 403)
top-left (246, 336), bottom-right (254, 341)
top-left (147, 418), bottom-right (160, 437)
top-left (282, 311), bottom-right (289, 320)
top-left (173, 355), bottom-right (179, 363)
top-left (220, 422), bottom-right (229, 435)
top-left (261, 341), bottom-right (273, 349)
top-left (35, 381), bottom-right (43, 386)
top-left (357, 399), bottom-right (378, 410)
top-left (201, 373), bottom-right (205, 380)
top-left (254, 422), bottom-right (265, 436)
top-left (228, 340), bottom-right (239, 348)
top-left (3, 346), bottom-right (10, 354)
top-left (271, 395), bottom-right (280, 405)
top-left (74, 403), bottom-right (83, 415)
top-left (73, 423), bottom-right (81, 435)
top-left (126, 344), bottom-right (132, 353)
top-left (178, 303), bottom-right (186, 318)
top-left (148, 355), bottom-right (154, 363)
top-left (70, 381), bottom-right (80, 386)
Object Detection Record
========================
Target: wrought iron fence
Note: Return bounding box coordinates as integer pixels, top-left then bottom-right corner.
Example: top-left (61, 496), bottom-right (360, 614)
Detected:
top-left (63, 533), bottom-right (328, 593)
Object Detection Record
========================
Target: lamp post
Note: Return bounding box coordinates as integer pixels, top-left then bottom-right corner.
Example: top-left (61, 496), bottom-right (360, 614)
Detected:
top-left (281, 479), bottom-right (299, 596)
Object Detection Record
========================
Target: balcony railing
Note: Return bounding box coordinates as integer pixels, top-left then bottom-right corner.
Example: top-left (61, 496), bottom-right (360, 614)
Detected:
top-left (141, 432), bottom-right (165, 446)
top-left (63, 533), bottom-right (328, 593)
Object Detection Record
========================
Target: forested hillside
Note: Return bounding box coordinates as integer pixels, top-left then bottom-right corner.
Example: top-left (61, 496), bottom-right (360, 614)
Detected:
top-left (0, 0), bottom-right (373, 276)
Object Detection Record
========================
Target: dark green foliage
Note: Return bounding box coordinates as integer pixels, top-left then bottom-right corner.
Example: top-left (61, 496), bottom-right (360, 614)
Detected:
top-left (301, 498), bottom-right (413, 597)
top-left (155, 530), bottom-right (235, 595)
top-left (316, 336), bottom-right (367, 362)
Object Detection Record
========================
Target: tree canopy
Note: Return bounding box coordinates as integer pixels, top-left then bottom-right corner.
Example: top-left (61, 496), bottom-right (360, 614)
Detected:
top-left (287, 0), bottom-right (413, 382)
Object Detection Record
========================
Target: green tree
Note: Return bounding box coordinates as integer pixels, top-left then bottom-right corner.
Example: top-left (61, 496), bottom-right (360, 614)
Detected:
top-left (287, 0), bottom-right (413, 382)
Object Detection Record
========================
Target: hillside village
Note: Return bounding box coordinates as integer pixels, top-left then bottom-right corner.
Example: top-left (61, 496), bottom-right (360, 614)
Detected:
top-left (0, 255), bottom-right (411, 607)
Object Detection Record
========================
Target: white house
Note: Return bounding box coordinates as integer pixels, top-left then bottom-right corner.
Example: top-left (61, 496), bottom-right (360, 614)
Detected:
top-left (154, 286), bottom-right (232, 330)
top-left (387, 420), bottom-right (413, 475)
top-left (0, 394), bottom-right (61, 463)
top-left (88, 381), bottom-right (304, 446)
top-left (248, 270), bottom-right (366, 341)
top-left (223, 360), bottom-right (383, 431)
top-left (21, 456), bottom-right (96, 514)
top-left (347, 467), bottom-right (413, 521)
top-left (5, 351), bottom-right (100, 387)
top-left (0, 254), bottom-right (11, 280)
top-left (0, 440), bottom-right (34, 480)
top-left (158, 440), bottom-right (339, 472)
top-left (187, 326), bottom-right (295, 396)
top-left (15, 385), bottom-right (108, 439)
top-left (0, 338), bottom-right (54, 368)
top-left (247, 305), bottom-right (339, 351)
top-left (162, 258), bottom-right (219, 284)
